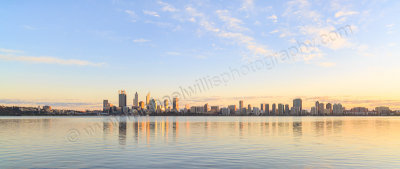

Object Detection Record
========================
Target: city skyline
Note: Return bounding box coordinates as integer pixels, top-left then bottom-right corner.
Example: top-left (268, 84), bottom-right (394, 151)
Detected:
top-left (1, 0), bottom-right (400, 110)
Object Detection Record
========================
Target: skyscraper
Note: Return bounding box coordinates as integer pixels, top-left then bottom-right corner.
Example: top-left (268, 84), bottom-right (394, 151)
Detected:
top-left (164, 99), bottom-right (169, 109)
top-left (265, 104), bottom-right (270, 115)
top-left (285, 104), bottom-right (290, 115)
top-left (239, 100), bottom-right (243, 110)
top-left (173, 97), bottom-right (179, 111)
top-left (261, 104), bottom-right (264, 111)
top-left (118, 90), bottom-right (127, 107)
top-left (134, 92), bottom-right (138, 107)
top-left (318, 103), bottom-right (325, 115)
top-left (293, 98), bottom-right (302, 115)
top-left (272, 103), bottom-right (276, 115)
top-left (278, 104), bottom-right (284, 115)
top-left (326, 103), bottom-right (332, 114)
top-left (315, 101), bottom-right (320, 116)
top-left (146, 92), bottom-right (150, 105)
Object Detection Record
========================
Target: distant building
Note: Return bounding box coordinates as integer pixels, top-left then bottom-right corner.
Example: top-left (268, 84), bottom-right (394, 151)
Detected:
top-left (315, 101), bottom-right (320, 115)
top-left (265, 104), bottom-right (270, 115)
top-left (261, 104), bottom-right (264, 111)
top-left (375, 106), bottom-right (391, 115)
top-left (134, 92), bottom-right (139, 107)
top-left (278, 104), bottom-right (284, 115)
top-left (146, 92), bottom-right (150, 105)
top-left (228, 105), bottom-right (237, 114)
top-left (164, 99), bottom-right (169, 109)
top-left (239, 100), bottom-right (243, 110)
top-left (103, 100), bottom-right (110, 112)
top-left (204, 103), bottom-right (210, 112)
top-left (318, 103), bottom-right (325, 115)
top-left (293, 98), bottom-right (302, 115)
top-left (326, 103), bottom-right (332, 114)
top-left (210, 106), bottom-right (220, 114)
top-left (119, 90), bottom-right (127, 107)
top-left (333, 103), bottom-right (343, 115)
top-left (285, 104), bottom-right (290, 115)
top-left (139, 101), bottom-right (145, 109)
top-left (173, 98), bottom-right (179, 111)
top-left (221, 108), bottom-right (230, 116)
top-left (272, 104), bottom-right (276, 115)
top-left (43, 106), bottom-right (52, 112)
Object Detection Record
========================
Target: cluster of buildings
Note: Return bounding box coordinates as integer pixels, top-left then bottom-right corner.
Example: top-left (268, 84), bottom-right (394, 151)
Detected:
top-left (102, 90), bottom-right (397, 116)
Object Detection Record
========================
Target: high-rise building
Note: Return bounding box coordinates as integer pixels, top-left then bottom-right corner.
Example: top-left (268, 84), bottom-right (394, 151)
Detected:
top-left (204, 103), bottom-right (210, 112)
top-left (248, 104), bottom-right (252, 112)
top-left (315, 101), bottom-right (320, 115)
top-left (146, 92), bottom-right (150, 105)
top-left (261, 104), bottom-right (264, 111)
top-left (272, 104), bottom-right (276, 115)
top-left (118, 90), bottom-right (127, 107)
top-left (318, 103), bottom-right (325, 115)
top-left (326, 103), bottom-right (332, 114)
top-left (278, 104), bottom-right (284, 115)
top-left (173, 98), bottom-right (179, 111)
top-left (228, 105), bottom-right (237, 114)
top-left (139, 101), bottom-right (144, 109)
top-left (293, 98), bottom-right (302, 115)
top-left (239, 100), bottom-right (243, 110)
top-left (134, 92), bottom-right (139, 107)
top-left (103, 100), bottom-right (110, 112)
top-left (333, 103), bottom-right (343, 115)
top-left (164, 99), bottom-right (169, 109)
top-left (285, 104), bottom-right (290, 115)
top-left (265, 104), bottom-right (270, 115)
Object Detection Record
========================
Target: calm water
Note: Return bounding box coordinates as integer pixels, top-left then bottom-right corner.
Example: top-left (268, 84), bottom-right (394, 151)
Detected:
top-left (0, 116), bottom-right (400, 168)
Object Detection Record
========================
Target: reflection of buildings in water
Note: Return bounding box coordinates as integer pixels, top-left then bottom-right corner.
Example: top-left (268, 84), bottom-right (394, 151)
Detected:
top-left (292, 121), bottom-right (302, 137)
top-left (313, 120), bottom-right (325, 137)
top-left (326, 119), bottom-right (333, 134)
top-left (172, 121), bottom-right (178, 142)
top-left (133, 121), bottom-right (139, 143)
top-left (119, 120), bottom-right (126, 146)
top-left (332, 120), bottom-right (343, 134)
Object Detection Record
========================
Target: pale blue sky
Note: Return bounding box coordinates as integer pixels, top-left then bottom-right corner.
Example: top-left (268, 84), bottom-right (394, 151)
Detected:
top-left (1, 0), bottom-right (399, 110)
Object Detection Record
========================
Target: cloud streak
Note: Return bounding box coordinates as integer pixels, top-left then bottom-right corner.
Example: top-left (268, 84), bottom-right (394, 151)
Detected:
top-left (0, 54), bottom-right (105, 67)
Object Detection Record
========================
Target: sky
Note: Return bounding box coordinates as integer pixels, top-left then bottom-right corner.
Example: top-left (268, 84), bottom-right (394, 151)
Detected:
top-left (0, 0), bottom-right (400, 110)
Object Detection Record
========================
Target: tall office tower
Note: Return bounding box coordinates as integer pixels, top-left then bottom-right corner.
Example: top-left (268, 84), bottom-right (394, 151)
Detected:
top-left (333, 103), bottom-right (343, 115)
top-left (146, 92), bottom-right (150, 105)
top-left (265, 104), bottom-right (270, 115)
top-left (173, 97), bottom-right (179, 111)
top-left (204, 103), bottom-right (210, 112)
top-left (239, 100), bottom-right (244, 110)
top-left (139, 101), bottom-right (144, 109)
top-left (134, 92), bottom-right (139, 107)
top-left (103, 100), bottom-right (109, 112)
top-left (149, 99), bottom-right (157, 112)
top-left (293, 98), bottom-right (302, 115)
top-left (164, 99), bottom-right (169, 109)
top-left (326, 103), bottom-right (332, 114)
top-left (318, 103), bottom-right (325, 115)
top-left (228, 105), bottom-right (237, 114)
top-left (118, 90), bottom-right (127, 107)
top-left (285, 104), bottom-right (290, 115)
top-left (278, 104), bottom-right (284, 115)
top-left (248, 104), bottom-right (252, 111)
top-left (315, 101), bottom-right (320, 115)
top-left (261, 104), bottom-right (264, 111)
top-left (272, 104), bottom-right (276, 115)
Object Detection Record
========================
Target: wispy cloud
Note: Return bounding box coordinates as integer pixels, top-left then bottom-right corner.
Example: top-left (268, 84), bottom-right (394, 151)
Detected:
top-left (216, 10), bottom-right (248, 32)
top-left (0, 54), bottom-right (105, 67)
top-left (0, 48), bottom-right (23, 53)
top-left (334, 11), bottom-right (359, 18)
top-left (133, 38), bottom-right (151, 43)
top-left (158, 1), bottom-right (178, 12)
top-left (125, 10), bottom-right (138, 22)
top-left (267, 15), bottom-right (278, 23)
top-left (143, 10), bottom-right (160, 17)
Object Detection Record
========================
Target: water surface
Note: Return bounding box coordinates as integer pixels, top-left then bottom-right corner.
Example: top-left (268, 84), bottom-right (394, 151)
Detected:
top-left (0, 116), bottom-right (399, 168)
